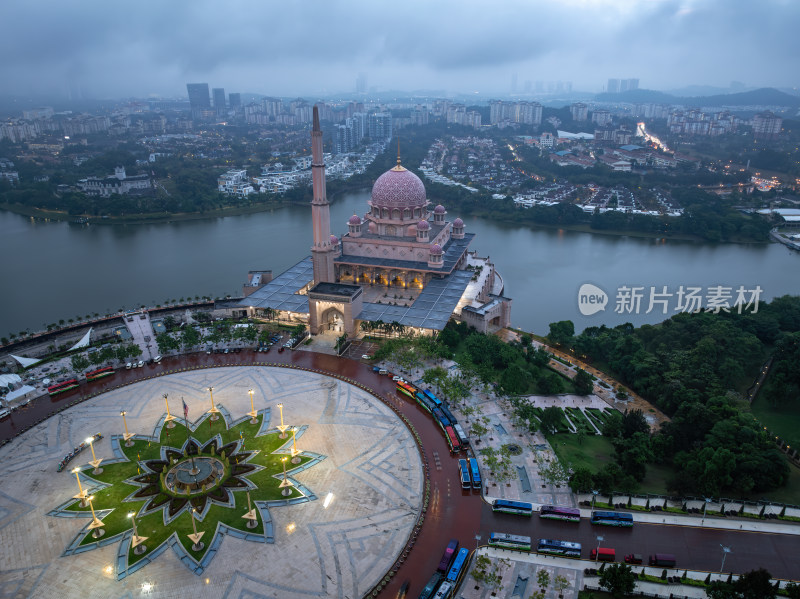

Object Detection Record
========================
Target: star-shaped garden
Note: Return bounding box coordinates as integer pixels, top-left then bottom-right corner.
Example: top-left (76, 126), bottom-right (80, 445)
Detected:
top-left (48, 405), bottom-right (325, 579)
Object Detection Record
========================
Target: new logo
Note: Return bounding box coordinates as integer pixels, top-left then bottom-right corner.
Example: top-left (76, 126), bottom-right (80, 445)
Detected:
top-left (578, 283), bottom-right (608, 316)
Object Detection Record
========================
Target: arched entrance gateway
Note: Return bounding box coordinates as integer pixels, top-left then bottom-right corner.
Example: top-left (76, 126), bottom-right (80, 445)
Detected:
top-left (321, 307), bottom-right (344, 333)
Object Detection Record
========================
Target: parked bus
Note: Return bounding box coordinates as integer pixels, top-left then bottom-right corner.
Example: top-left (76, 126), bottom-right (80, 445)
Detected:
top-left (458, 459), bottom-right (471, 489)
top-left (453, 423), bottom-right (469, 446)
top-left (48, 379), bottom-right (80, 396)
top-left (489, 532), bottom-right (531, 551)
top-left (419, 572), bottom-right (443, 599)
top-left (539, 505), bottom-right (581, 523)
top-left (537, 539), bottom-right (582, 558)
top-left (468, 457), bottom-right (481, 489)
top-left (397, 381), bottom-right (416, 396)
top-left (396, 384), bottom-right (414, 400)
top-left (432, 407), bottom-right (450, 430)
top-left (432, 581), bottom-right (454, 599)
top-left (590, 547), bottom-right (616, 562)
top-left (414, 390), bottom-right (436, 413)
top-left (85, 366), bottom-right (115, 383)
top-left (492, 499), bottom-right (534, 517)
top-left (437, 539), bottom-right (459, 573)
top-left (423, 389), bottom-right (443, 408)
top-left (439, 403), bottom-right (456, 424)
top-left (649, 554), bottom-right (676, 567)
top-left (444, 426), bottom-right (461, 453)
top-left (446, 548), bottom-right (469, 583)
top-left (590, 511), bottom-right (634, 527)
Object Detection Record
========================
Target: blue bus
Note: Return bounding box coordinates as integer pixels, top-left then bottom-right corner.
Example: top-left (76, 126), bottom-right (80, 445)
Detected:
top-left (489, 532), bottom-right (531, 551)
top-left (492, 499), bottom-right (534, 516)
top-left (433, 581), bottom-right (454, 599)
top-left (424, 389), bottom-right (443, 408)
top-left (446, 548), bottom-right (469, 583)
top-left (458, 459), bottom-right (471, 489)
top-left (432, 407), bottom-right (450, 429)
top-left (468, 457), bottom-right (481, 489)
top-left (591, 511), bottom-right (634, 527)
top-left (537, 538), bottom-right (582, 558)
top-left (439, 403), bottom-right (456, 424)
top-left (415, 391), bottom-right (436, 413)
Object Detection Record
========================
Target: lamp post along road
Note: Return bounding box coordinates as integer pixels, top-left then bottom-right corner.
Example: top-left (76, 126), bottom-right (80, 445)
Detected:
top-left (164, 393), bottom-right (176, 428)
top-left (72, 468), bottom-right (89, 507)
top-left (243, 490), bottom-right (258, 528)
top-left (280, 457), bottom-right (293, 496)
top-left (129, 512), bottom-right (148, 554)
top-left (187, 508), bottom-right (205, 551)
top-left (595, 535), bottom-right (604, 562)
top-left (86, 436), bottom-right (103, 474)
top-left (720, 545), bottom-right (731, 573)
top-left (291, 427), bottom-right (301, 464)
top-left (120, 410), bottom-right (134, 447)
top-left (207, 386), bottom-right (220, 421)
top-left (277, 403), bottom-right (288, 438)
top-left (247, 389), bottom-right (257, 424)
top-left (86, 495), bottom-right (105, 538)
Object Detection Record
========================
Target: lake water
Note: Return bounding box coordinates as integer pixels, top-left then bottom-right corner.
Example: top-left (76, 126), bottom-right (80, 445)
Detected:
top-left (1, 190), bottom-right (798, 338)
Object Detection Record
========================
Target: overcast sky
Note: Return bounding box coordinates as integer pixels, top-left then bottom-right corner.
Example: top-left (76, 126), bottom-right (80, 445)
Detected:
top-left (2, 0), bottom-right (797, 99)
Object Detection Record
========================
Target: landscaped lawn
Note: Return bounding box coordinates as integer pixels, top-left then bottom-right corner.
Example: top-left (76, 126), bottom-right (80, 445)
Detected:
top-left (550, 433), bottom-right (615, 473)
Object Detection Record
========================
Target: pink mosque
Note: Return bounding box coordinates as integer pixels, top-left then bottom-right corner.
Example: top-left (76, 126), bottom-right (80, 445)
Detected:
top-left (241, 106), bottom-right (511, 337)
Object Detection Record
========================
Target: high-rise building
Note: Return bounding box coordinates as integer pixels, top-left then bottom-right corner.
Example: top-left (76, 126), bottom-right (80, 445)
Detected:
top-left (356, 73), bottom-right (367, 94)
top-left (488, 100), bottom-right (542, 126)
top-left (571, 103), bottom-right (589, 122)
top-left (368, 112), bottom-right (392, 141)
top-left (607, 78), bottom-right (620, 94)
top-left (212, 88), bottom-right (226, 115)
top-left (186, 83), bottom-right (210, 117)
top-left (752, 111), bottom-right (782, 140)
top-left (228, 93), bottom-right (241, 110)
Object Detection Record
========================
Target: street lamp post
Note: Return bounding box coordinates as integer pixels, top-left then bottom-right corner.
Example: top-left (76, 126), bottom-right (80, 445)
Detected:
top-left (703, 497), bottom-right (712, 524)
top-left (243, 490), bottom-right (258, 528)
top-left (247, 389), bottom-right (257, 424)
top-left (207, 386), bottom-right (220, 421)
top-left (86, 436), bottom-right (103, 474)
top-left (187, 507), bottom-right (205, 551)
top-left (277, 403), bottom-right (288, 438)
top-left (163, 393), bottom-right (176, 428)
top-left (120, 410), bottom-right (134, 447)
top-left (591, 489), bottom-right (598, 511)
top-left (86, 495), bottom-right (105, 538)
top-left (129, 512), bottom-right (148, 554)
top-left (720, 545), bottom-right (731, 573)
top-left (290, 427), bottom-right (301, 464)
top-left (72, 467), bottom-right (89, 507)
top-left (279, 456), bottom-right (293, 496)
top-left (595, 535), bottom-right (604, 562)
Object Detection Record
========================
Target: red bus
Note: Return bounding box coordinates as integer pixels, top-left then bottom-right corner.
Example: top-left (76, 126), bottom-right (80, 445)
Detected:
top-left (85, 366), bottom-right (115, 382)
top-left (396, 381), bottom-right (416, 396)
top-left (590, 547), bottom-right (616, 562)
top-left (48, 379), bottom-right (80, 396)
top-left (444, 425), bottom-right (461, 453)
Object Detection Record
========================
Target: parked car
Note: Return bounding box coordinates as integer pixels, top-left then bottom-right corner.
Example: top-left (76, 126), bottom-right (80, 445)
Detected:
top-left (624, 554), bottom-right (643, 564)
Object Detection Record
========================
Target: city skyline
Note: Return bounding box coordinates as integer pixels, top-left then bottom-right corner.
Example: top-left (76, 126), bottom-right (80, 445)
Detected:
top-left (1, 0), bottom-right (798, 99)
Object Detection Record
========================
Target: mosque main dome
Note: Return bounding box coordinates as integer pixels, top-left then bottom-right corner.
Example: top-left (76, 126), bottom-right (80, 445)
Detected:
top-left (370, 165), bottom-right (427, 210)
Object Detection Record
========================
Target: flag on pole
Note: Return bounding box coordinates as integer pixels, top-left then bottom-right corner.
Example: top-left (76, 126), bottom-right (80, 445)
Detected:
top-left (183, 399), bottom-right (189, 420)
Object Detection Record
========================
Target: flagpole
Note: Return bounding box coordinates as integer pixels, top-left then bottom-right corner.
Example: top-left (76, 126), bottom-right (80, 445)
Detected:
top-left (183, 397), bottom-right (197, 475)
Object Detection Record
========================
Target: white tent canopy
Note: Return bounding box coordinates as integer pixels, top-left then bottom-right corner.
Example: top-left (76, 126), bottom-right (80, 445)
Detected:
top-left (10, 354), bottom-right (41, 368)
top-left (68, 328), bottom-right (93, 352)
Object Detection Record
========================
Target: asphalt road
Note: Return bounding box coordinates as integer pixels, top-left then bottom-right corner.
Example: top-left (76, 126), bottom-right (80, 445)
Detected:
top-left (1, 349), bottom-right (798, 597)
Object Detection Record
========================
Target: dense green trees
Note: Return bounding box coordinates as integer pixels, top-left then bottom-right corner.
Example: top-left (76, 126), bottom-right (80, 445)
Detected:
top-left (599, 563), bottom-right (636, 598)
top-left (565, 296), bottom-right (800, 496)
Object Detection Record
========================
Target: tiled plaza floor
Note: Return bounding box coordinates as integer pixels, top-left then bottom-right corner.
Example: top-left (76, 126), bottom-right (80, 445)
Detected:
top-left (0, 366), bottom-right (424, 599)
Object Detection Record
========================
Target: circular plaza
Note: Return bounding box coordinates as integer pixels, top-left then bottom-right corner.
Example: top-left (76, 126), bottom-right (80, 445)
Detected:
top-left (0, 366), bottom-right (424, 598)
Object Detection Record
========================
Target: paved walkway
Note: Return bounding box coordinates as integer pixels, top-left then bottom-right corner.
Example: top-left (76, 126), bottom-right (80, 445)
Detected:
top-left (0, 366), bottom-right (424, 599)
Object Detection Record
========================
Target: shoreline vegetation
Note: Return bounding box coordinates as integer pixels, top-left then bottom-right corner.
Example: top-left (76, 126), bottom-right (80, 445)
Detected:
top-left (0, 197), bottom-right (769, 245)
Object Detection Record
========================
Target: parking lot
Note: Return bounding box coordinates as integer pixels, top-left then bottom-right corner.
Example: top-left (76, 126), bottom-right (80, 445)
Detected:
top-left (340, 339), bottom-right (379, 361)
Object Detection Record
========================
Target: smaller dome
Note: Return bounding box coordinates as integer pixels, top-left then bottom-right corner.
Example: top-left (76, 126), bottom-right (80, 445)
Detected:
top-left (453, 218), bottom-right (464, 227)
top-left (434, 205), bottom-right (446, 215)
top-left (430, 243), bottom-right (443, 255)
top-left (417, 220), bottom-right (430, 231)
top-left (348, 214), bottom-right (362, 225)
top-left (330, 235), bottom-right (339, 244)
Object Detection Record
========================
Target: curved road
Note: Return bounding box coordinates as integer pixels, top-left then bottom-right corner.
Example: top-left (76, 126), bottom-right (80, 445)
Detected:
top-left (1, 350), bottom-right (798, 597)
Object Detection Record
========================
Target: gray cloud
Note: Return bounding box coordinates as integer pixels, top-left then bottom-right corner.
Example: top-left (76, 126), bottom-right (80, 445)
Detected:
top-left (1, 0), bottom-right (797, 98)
